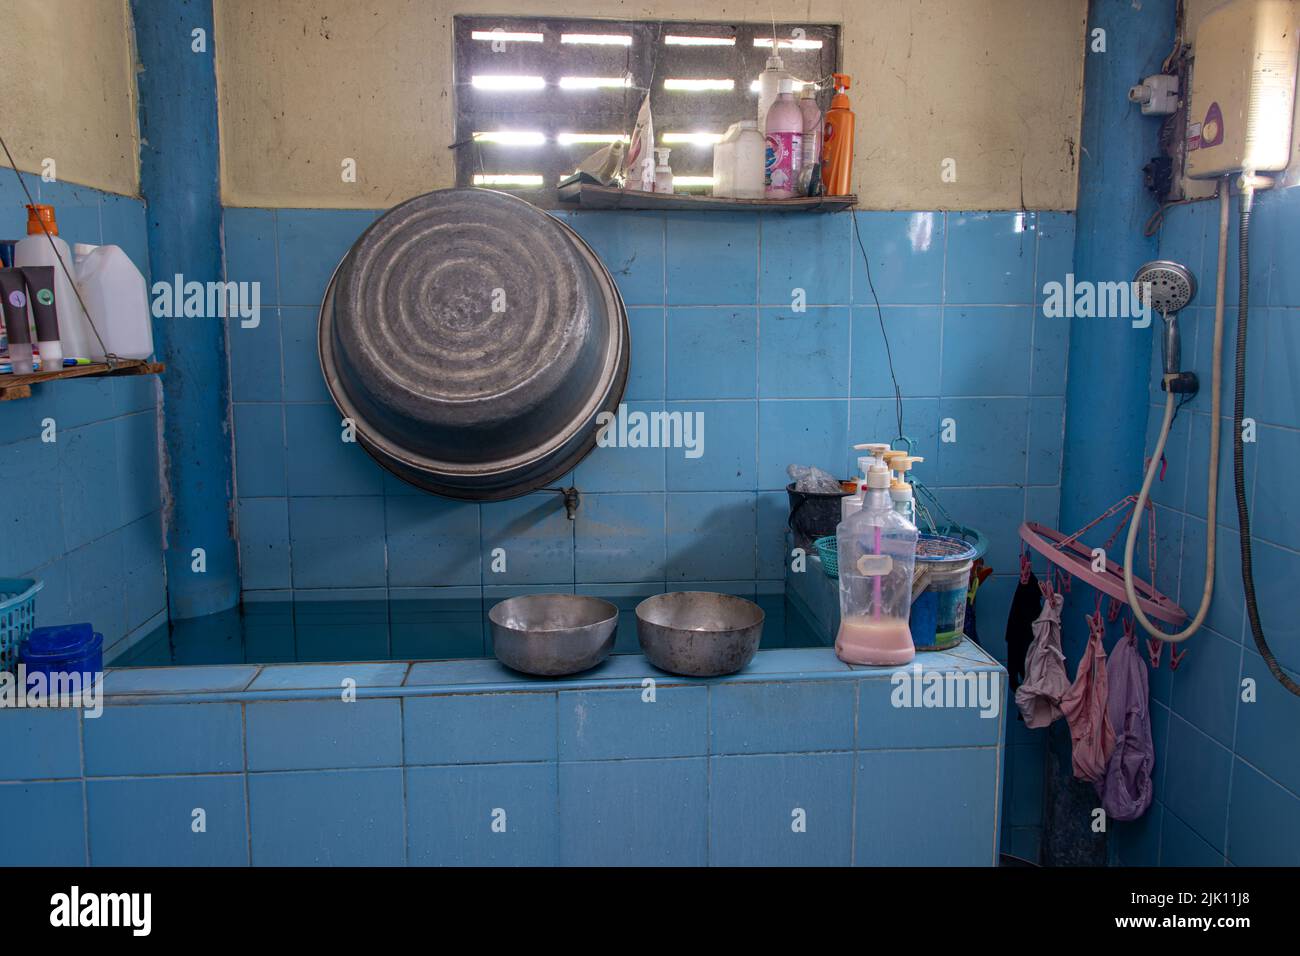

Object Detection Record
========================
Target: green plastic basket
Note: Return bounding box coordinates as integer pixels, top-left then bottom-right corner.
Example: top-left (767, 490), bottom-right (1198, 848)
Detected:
top-left (813, 535), bottom-right (839, 578)
top-left (0, 578), bottom-right (42, 674)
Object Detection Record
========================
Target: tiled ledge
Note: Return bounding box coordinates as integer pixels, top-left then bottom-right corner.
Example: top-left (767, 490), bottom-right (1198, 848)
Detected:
top-left (96, 641), bottom-right (1003, 705)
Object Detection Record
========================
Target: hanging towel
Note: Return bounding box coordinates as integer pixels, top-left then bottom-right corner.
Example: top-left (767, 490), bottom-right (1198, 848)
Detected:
top-left (1100, 622), bottom-right (1155, 821)
top-left (1060, 610), bottom-right (1116, 785)
top-left (1014, 589), bottom-right (1070, 728)
top-left (1005, 570), bottom-right (1041, 690)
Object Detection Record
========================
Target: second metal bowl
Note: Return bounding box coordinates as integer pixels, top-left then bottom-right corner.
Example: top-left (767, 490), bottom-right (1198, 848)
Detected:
top-left (635, 592), bottom-right (765, 677)
top-left (489, 594), bottom-right (618, 676)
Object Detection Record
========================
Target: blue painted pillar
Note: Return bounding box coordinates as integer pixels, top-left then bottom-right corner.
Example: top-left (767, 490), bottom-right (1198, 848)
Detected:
top-left (1060, 0), bottom-right (1175, 557)
top-left (133, 0), bottom-right (239, 618)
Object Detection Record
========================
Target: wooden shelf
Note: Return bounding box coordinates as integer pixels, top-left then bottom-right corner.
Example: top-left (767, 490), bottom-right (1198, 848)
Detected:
top-left (0, 359), bottom-right (164, 402)
top-left (558, 183), bottom-right (857, 213)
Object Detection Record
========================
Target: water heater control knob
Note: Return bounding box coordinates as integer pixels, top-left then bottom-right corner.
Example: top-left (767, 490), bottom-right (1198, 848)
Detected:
top-left (1128, 74), bottom-right (1180, 115)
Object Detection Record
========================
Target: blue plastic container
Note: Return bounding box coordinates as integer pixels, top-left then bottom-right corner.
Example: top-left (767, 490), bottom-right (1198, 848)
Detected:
top-left (0, 578), bottom-right (43, 673)
top-left (19, 623), bottom-right (103, 685)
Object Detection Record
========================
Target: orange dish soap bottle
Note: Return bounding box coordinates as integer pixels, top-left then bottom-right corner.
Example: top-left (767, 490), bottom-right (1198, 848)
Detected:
top-left (820, 73), bottom-right (855, 196)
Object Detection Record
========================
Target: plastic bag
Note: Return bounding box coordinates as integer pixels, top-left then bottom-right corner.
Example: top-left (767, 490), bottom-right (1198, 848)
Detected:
top-left (787, 463), bottom-right (842, 494)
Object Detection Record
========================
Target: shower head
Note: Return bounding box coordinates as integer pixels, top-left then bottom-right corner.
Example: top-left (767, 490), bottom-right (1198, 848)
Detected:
top-left (1134, 260), bottom-right (1197, 316)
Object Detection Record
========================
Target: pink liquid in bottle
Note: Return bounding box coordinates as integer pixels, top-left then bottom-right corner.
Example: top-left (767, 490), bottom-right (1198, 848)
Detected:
top-left (835, 615), bottom-right (915, 666)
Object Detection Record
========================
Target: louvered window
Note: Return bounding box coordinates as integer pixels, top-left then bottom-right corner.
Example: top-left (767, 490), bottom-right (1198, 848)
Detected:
top-left (453, 16), bottom-right (840, 207)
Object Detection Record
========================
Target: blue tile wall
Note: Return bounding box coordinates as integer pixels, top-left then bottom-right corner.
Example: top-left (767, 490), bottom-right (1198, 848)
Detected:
top-left (0, 651), bottom-right (1004, 866)
top-left (224, 208), bottom-right (1069, 625)
top-left (0, 177), bottom-right (165, 660)
top-left (1107, 188), bottom-right (1300, 866)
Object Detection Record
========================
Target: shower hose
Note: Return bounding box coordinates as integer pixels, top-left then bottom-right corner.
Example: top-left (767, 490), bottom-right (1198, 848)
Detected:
top-left (1124, 176), bottom-right (1300, 696)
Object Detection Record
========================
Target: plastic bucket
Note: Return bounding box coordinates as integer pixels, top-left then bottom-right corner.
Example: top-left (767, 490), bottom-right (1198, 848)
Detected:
top-left (786, 482), bottom-right (853, 552)
top-left (909, 534), bottom-right (977, 651)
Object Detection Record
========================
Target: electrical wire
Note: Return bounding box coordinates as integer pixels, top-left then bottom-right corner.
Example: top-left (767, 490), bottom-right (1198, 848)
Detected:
top-left (851, 212), bottom-right (904, 441)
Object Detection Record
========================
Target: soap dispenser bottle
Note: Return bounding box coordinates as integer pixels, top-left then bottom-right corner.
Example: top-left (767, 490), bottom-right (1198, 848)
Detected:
top-left (842, 442), bottom-right (891, 521)
top-left (835, 464), bottom-right (918, 666)
top-left (889, 456), bottom-right (923, 523)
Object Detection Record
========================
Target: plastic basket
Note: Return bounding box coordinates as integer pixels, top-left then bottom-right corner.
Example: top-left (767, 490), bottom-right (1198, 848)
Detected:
top-left (0, 578), bottom-right (43, 674)
top-left (813, 535), bottom-right (839, 578)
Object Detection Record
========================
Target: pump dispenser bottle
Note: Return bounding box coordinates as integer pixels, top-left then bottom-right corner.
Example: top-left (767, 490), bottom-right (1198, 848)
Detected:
top-left (842, 443), bottom-right (891, 521)
top-left (889, 456), bottom-right (923, 522)
top-left (835, 464), bottom-right (918, 666)
top-left (820, 73), bottom-right (855, 196)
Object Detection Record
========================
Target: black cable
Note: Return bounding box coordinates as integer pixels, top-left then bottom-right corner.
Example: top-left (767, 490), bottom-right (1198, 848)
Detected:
top-left (1233, 185), bottom-right (1300, 696)
top-left (851, 212), bottom-right (903, 441)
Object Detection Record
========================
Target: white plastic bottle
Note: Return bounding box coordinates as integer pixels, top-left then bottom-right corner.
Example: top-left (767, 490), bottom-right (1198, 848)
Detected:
top-left (756, 54), bottom-right (793, 132)
top-left (653, 147), bottom-right (673, 193)
top-left (835, 465), bottom-right (919, 666)
top-left (889, 456), bottom-right (924, 523)
top-left (74, 244), bottom-right (154, 360)
top-left (14, 204), bottom-right (93, 361)
top-left (842, 443), bottom-right (891, 521)
top-left (712, 123), bottom-right (739, 196)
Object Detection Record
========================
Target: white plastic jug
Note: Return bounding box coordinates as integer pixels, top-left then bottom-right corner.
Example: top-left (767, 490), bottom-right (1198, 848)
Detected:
top-left (73, 244), bottom-right (153, 361)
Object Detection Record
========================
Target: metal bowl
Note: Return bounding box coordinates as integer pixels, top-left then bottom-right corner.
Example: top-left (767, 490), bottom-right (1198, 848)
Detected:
top-left (489, 594), bottom-right (618, 676)
top-left (635, 592), bottom-right (765, 677)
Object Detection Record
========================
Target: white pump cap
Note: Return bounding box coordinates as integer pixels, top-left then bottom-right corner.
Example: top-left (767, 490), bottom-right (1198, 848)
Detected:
top-left (778, 78), bottom-right (794, 94)
top-left (866, 464), bottom-right (891, 490)
top-left (855, 442), bottom-right (891, 458)
top-left (765, 54), bottom-right (786, 71)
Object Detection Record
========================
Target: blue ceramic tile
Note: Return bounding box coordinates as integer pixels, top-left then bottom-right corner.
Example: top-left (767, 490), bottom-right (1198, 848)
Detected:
top-left (59, 420), bottom-right (121, 550)
top-left (758, 399), bottom-right (849, 490)
top-left (1226, 759), bottom-right (1300, 865)
top-left (665, 308), bottom-right (757, 399)
top-left (233, 404), bottom-right (286, 497)
top-left (1034, 212), bottom-right (1075, 306)
top-left (1240, 538), bottom-right (1300, 672)
top-left (1162, 714), bottom-right (1231, 852)
top-left (566, 211), bottom-right (664, 306)
top-left (711, 680), bottom-right (854, 754)
top-left (0, 439), bottom-right (65, 585)
top-left (558, 757), bottom-right (707, 865)
top-left (854, 748), bottom-right (999, 865)
top-left (710, 752), bottom-right (853, 865)
top-left (115, 374), bottom-right (158, 416)
top-left (53, 376), bottom-right (117, 428)
top-left (729, 646), bottom-right (850, 676)
top-left (249, 662), bottom-right (409, 691)
top-left (222, 207), bottom-right (278, 300)
top-left (664, 401), bottom-right (755, 491)
top-left (1030, 309), bottom-right (1070, 396)
top-left (1249, 308), bottom-right (1300, 427)
top-left (851, 306), bottom-right (941, 398)
top-left (760, 212), bottom-right (851, 305)
top-left (857, 668), bottom-right (1002, 748)
top-left (100, 194), bottom-right (151, 278)
top-left (625, 307), bottom-right (665, 400)
top-left (37, 180), bottom-right (101, 245)
top-left (288, 496), bottom-right (386, 588)
top-left (479, 492), bottom-right (575, 585)
top-left (756, 490), bottom-right (790, 579)
top-left (0, 782), bottom-right (85, 865)
top-left (666, 212), bottom-right (757, 305)
top-left (1005, 742), bottom-right (1045, 827)
top-left (576, 582), bottom-right (662, 653)
top-left (945, 212), bottom-right (1037, 304)
top-left (1184, 412), bottom-right (1256, 524)
top-left (404, 692), bottom-right (556, 764)
top-left (280, 306), bottom-right (332, 402)
top-left (574, 492), bottom-right (666, 583)
top-left (851, 211), bottom-right (944, 305)
top-left (85, 702), bottom-right (242, 776)
top-left (249, 767), bottom-right (404, 865)
top-left (1161, 807), bottom-right (1225, 866)
top-left (940, 306), bottom-right (1034, 396)
top-left (87, 775), bottom-right (247, 865)
top-left (277, 209), bottom-right (377, 307)
top-left (1026, 396), bottom-right (1065, 486)
top-left (290, 597), bottom-right (390, 662)
top-left (389, 589), bottom-right (485, 659)
top-left (1169, 628), bottom-right (1240, 748)
top-left (1110, 802), bottom-right (1161, 866)
top-left (758, 306), bottom-right (850, 398)
top-left (283, 402), bottom-right (385, 496)
top-left (1254, 425), bottom-right (1300, 550)
top-left (572, 401), bottom-right (667, 493)
top-left (101, 664), bottom-right (259, 696)
top-left (407, 762), bottom-right (557, 866)
top-left (934, 397), bottom-right (1029, 485)
top-left (1235, 651), bottom-right (1300, 796)
top-left (558, 686), bottom-right (707, 761)
top-left (66, 530), bottom-right (127, 646)
top-left (0, 708), bottom-right (82, 780)
top-left (385, 495), bottom-right (481, 587)
top-left (237, 497), bottom-right (292, 590)
top-left (665, 492), bottom-right (755, 581)
top-left (845, 398), bottom-right (940, 474)
top-left (1262, 189), bottom-right (1300, 307)
top-left (226, 310), bottom-right (282, 402)
top-left (116, 411), bottom-right (162, 525)
top-left (246, 699), bottom-right (401, 771)
top-left (1178, 519), bottom-right (1245, 646)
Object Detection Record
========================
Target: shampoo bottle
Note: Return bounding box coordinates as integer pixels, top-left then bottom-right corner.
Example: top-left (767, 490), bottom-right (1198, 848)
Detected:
top-left (764, 78), bottom-right (803, 199)
top-left (14, 205), bottom-right (95, 360)
top-left (820, 73), bottom-right (855, 196)
top-left (756, 54), bottom-right (793, 132)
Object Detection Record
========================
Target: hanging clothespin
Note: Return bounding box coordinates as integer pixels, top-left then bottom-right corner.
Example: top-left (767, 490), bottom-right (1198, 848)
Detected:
top-left (1170, 644), bottom-right (1189, 671)
top-left (1019, 547), bottom-right (1032, 585)
top-left (1147, 636), bottom-right (1164, 669)
top-left (1106, 593), bottom-right (1122, 622)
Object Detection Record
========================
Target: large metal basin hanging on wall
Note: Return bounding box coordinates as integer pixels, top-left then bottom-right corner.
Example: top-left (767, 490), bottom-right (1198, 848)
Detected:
top-left (318, 188), bottom-right (629, 500)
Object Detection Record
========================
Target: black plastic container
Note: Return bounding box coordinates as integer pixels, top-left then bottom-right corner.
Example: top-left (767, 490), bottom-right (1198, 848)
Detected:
top-left (786, 481), bottom-right (852, 552)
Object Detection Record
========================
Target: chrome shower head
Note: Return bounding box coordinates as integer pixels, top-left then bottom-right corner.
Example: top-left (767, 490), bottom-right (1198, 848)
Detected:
top-left (1134, 259), bottom-right (1197, 316)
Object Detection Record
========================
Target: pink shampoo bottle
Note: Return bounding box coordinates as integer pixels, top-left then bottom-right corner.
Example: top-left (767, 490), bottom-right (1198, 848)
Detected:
top-left (764, 78), bottom-right (803, 199)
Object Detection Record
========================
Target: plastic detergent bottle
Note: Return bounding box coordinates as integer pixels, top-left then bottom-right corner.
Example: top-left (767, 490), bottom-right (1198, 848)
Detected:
top-left (797, 85), bottom-right (822, 195)
top-left (764, 78), bottom-right (803, 199)
top-left (820, 73), bottom-right (855, 196)
top-left (756, 53), bottom-right (793, 131)
top-left (653, 148), bottom-right (674, 193)
top-left (890, 456), bottom-right (924, 522)
top-left (74, 244), bottom-right (154, 360)
top-left (14, 204), bottom-right (92, 361)
top-left (842, 442), bottom-right (891, 521)
top-left (835, 464), bottom-right (918, 666)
